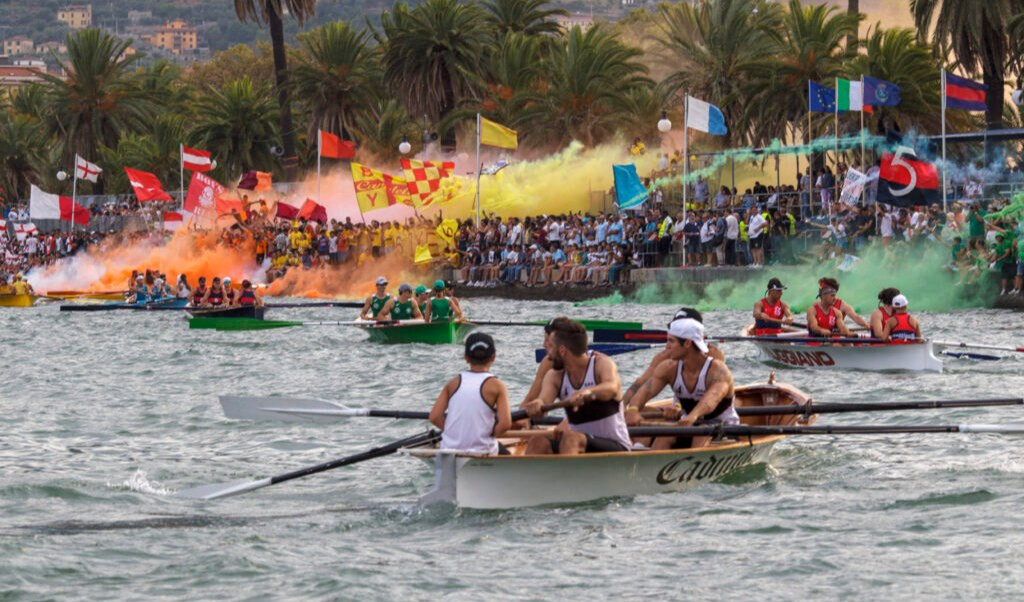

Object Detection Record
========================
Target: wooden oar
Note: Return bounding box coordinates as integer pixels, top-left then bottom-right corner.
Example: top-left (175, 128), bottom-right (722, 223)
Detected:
top-left (222, 395), bottom-right (1024, 424)
top-left (180, 400), bottom-right (574, 500)
top-left (592, 329), bottom-right (883, 345)
top-left (472, 319), bottom-right (643, 331)
top-left (265, 301), bottom-right (364, 309)
top-left (197, 318), bottom-right (424, 332)
top-left (627, 423), bottom-right (1024, 438)
top-left (934, 340), bottom-right (1024, 353)
top-left (941, 351), bottom-right (1001, 361)
top-left (534, 343), bottom-right (658, 362)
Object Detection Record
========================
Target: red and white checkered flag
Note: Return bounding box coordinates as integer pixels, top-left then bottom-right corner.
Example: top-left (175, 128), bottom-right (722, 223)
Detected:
top-left (400, 158), bottom-right (455, 208)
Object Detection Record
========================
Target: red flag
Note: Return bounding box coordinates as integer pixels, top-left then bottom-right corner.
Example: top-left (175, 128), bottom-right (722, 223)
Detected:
top-left (298, 198), bottom-right (328, 223)
top-left (184, 171), bottom-right (226, 214)
top-left (181, 145), bottom-right (213, 172)
top-left (319, 130), bottom-right (355, 159)
top-left (124, 167), bottom-right (173, 202)
top-left (163, 211), bottom-right (183, 231)
top-left (215, 195), bottom-right (244, 216)
top-left (275, 201), bottom-right (300, 220)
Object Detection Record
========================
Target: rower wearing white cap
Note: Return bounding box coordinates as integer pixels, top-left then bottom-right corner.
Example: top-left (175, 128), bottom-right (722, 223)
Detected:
top-left (625, 318), bottom-right (738, 449)
top-left (128, 275), bottom-right (148, 304)
top-left (753, 277), bottom-right (794, 335)
top-left (881, 294), bottom-right (921, 342)
top-left (623, 307), bottom-right (724, 407)
top-left (378, 283), bottom-right (424, 321)
top-left (360, 276), bottom-right (391, 320)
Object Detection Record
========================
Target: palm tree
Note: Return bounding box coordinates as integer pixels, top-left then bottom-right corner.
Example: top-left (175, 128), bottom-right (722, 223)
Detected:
top-left (291, 22), bottom-right (381, 144)
top-left (654, 0), bottom-right (784, 146)
top-left (97, 114), bottom-right (189, 194)
top-left (376, 0), bottom-right (492, 130)
top-left (231, 0), bottom-right (317, 177)
top-left (0, 110), bottom-right (46, 203)
top-left (37, 29), bottom-right (156, 170)
top-left (741, 0), bottom-right (859, 145)
top-left (448, 32), bottom-right (543, 131)
top-left (911, 0), bottom-right (1024, 132)
top-left (353, 98), bottom-right (421, 164)
top-left (517, 25), bottom-right (653, 147)
top-left (190, 77), bottom-right (280, 181)
top-left (482, 0), bottom-right (568, 37)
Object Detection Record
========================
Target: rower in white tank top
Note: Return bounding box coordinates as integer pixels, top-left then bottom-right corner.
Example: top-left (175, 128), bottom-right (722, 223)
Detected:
top-left (440, 371), bottom-right (499, 454)
top-left (559, 352), bottom-right (632, 450)
top-left (672, 356), bottom-right (739, 425)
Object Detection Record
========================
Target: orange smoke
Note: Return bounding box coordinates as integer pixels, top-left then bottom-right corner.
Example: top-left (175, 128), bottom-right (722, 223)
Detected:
top-left (264, 251), bottom-right (435, 299)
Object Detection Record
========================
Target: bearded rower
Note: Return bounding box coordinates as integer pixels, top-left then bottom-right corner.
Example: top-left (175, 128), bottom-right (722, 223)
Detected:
top-left (819, 277), bottom-right (869, 330)
top-left (378, 283), bottom-right (423, 321)
top-left (807, 286), bottom-right (851, 337)
top-left (424, 279), bottom-right (464, 323)
top-left (521, 317), bottom-right (631, 455)
top-left (752, 277), bottom-right (794, 335)
top-left (882, 294), bottom-right (921, 342)
top-left (869, 287), bottom-right (900, 339)
top-left (360, 276), bottom-right (391, 320)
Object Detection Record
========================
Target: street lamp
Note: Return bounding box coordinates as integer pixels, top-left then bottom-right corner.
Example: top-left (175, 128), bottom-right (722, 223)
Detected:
top-left (657, 109), bottom-right (672, 133)
top-left (56, 170), bottom-right (68, 181)
top-left (398, 137), bottom-right (411, 155)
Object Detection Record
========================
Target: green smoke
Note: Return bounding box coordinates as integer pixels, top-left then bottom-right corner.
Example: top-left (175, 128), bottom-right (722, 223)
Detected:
top-left (585, 239), bottom-right (996, 313)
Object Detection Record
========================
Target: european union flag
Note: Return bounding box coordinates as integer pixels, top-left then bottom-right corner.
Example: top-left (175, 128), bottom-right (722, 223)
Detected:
top-left (863, 75), bottom-right (901, 107)
top-left (809, 80), bottom-right (842, 113)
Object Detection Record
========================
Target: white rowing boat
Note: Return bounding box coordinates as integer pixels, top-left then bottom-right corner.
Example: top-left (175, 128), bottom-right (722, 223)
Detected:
top-left (403, 380), bottom-right (813, 509)
top-left (741, 325), bottom-right (943, 373)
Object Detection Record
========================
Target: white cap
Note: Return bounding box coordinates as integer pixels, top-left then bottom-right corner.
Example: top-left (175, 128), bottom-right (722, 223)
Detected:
top-left (375, 276), bottom-right (388, 286)
top-left (892, 294), bottom-right (908, 308)
top-left (223, 277), bottom-right (231, 284)
top-left (667, 318), bottom-right (709, 354)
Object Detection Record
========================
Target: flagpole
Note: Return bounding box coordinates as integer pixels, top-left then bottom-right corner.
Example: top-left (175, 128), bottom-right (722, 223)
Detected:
top-left (317, 130), bottom-right (322, 206)
top-left (179, 144), bottom-right (185, 209)
top-left (807, 92), bottom-right (813, 216)
top-left (833, 78), bottom-right (840, 218)
top-left (474, 113), bottom-right (482, 227)
top-left (682, 93), bottom-right (688, 267)
top-left (71, 154), bottom-right (78, 234)
top-left (941, 69), bottom-right (948, 213)
top-left (860, 74), bottom-right (866, 205)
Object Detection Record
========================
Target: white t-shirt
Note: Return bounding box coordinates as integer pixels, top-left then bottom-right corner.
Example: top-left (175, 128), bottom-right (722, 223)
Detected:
top-left (749, 214), bottom-right (766, 239)
top-left (880, 213), bottom-right (893, 237)
top-left (726, 215), bottom-right (739, 239)
top-left (546, 222), bottom-right (561, 243)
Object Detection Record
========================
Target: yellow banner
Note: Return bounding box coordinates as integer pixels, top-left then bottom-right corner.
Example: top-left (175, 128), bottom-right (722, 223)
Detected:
top-left (414, 244), bottom-right (433, 264)
top-left (480, 116), bottom-right (518, 150)
top-left (436, 218), bottom-right (459, 247)
top-left (351, 162), bottom-right (413, 212)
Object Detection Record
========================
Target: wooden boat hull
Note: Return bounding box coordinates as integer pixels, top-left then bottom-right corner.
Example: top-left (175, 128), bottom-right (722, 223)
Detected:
top-left (45, 291), bottom-right (125, 301)
top-left (0, 294), bottom-right (38, 307)
top-left (742, 325), bottom-right (943, 373)
top-left (362, 320), bottom-right (477, 344)
top-left (407, 382), bottom-right (811, 509)
top-left (59, 298), bottom-right (190, 312)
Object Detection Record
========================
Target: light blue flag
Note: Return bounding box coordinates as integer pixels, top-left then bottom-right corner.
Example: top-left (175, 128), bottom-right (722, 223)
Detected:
top-left (613, 164), bottom-right (648, 210)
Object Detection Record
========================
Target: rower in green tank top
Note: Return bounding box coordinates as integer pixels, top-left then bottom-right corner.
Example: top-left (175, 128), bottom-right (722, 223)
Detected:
top-left (415, 284), bottom-right (430, 317)
top-left (378, 283), bottom-right (423, 321)
top-left (360, 275), bottom-right (392, 320)
top-left (424, 279), bottom-right (465, 323)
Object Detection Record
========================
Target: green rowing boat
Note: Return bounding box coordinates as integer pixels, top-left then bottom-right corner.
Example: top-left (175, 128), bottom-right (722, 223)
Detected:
top-left (361, 320), bottom-right (477, 344)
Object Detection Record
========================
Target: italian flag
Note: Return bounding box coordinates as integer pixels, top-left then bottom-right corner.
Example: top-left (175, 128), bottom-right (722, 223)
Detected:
top-left (836, 78), bottom-right (863, 112)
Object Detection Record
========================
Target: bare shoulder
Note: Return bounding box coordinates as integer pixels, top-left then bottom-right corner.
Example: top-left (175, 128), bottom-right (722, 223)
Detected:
top-left (706, 358), bottom-right (734, 383)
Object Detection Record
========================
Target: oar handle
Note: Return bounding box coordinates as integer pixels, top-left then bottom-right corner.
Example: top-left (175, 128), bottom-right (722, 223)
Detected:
top-left (511, 400), bottom-right (572, 421)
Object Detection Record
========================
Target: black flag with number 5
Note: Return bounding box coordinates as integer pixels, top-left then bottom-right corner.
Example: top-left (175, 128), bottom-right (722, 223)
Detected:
top-left (876, 146), bottom-right (940, 208)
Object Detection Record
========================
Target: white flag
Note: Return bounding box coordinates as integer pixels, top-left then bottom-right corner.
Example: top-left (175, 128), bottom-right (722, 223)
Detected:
top-left (75, 155), bottom-right (102, 183)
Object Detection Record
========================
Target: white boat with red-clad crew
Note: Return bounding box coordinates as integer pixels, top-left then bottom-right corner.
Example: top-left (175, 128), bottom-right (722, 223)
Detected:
top-left (740, 325), bottom-right (943, 373)
top-left (403, 380), bottom-right (815, 509)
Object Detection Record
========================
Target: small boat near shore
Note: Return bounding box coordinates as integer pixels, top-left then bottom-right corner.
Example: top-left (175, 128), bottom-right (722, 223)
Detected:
top-left (741, 325), bottom-right (943, 373)
top-left (0, 293), bottom-right (40, 307)
top-left (359, 319), bottom-right (477, 344)
top-left (405, 381), bottom-right (813, 509)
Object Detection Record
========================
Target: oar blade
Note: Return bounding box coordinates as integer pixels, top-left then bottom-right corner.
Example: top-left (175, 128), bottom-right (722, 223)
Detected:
top-left (176, 477), bottom-right (273, 500)
top-left (957, 424), bottom-right (1024, 436)
top-left (220, 395), bottom-right (359, 422)
top-left (206, 319), bottom-right (302, 331)
top-left (592, 328), bottom-right (667, 344)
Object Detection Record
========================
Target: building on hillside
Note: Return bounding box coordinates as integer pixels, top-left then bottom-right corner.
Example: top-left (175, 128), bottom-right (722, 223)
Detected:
top-left (57, 4), bottom-right (93, 29)
top-left (3, 36), bottom-right (35, 56)
top-left (554, 14), bottom-right (595, 31)
top-left (145, 19), bottom-right (198, 56)
top-left (37, 41), bottom-right (68, 55)
top-left (0, 66), bottom-right (47, 88)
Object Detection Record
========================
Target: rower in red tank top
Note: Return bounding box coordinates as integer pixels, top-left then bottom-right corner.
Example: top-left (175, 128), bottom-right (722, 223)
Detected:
top-left (753, 278), bottom-right (794, 335)
top-left (870, 287), bottom-right (900, 339)
top-left (236, 279), bottom-right (262, 307)
top-left (806, 286), bottom-right (851, 338)
top-left (191, 276), bottom-right (208, 307)
top-left (882, 294), bottom-right (921, 342)
top-left (819, 276), bottom-right (870, 330)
